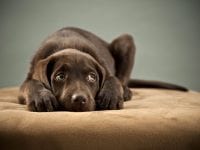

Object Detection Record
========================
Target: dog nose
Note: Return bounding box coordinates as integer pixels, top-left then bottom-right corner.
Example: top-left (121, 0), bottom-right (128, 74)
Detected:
top-left (71, 94), bottom-right (87, 105)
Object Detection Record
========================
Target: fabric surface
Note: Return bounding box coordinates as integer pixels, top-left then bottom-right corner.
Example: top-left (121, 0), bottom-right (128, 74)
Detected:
top-left (0, 87), bottom-right (200, 150)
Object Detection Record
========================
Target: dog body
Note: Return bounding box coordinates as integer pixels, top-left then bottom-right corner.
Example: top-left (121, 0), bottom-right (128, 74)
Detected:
top-left (19, 27), bottom-right (135, 111)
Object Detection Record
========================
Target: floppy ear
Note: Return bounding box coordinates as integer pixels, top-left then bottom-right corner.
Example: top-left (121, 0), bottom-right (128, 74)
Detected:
top-left (32, 57), bottom-right (55, 90)
top-left (95, 62), bottom-right (106, 89)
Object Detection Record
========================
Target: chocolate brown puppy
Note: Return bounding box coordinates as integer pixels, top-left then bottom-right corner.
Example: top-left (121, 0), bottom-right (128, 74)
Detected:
top-left (18, 27), bottom-right (135, 112)
top-left (19, 27), bottom-right (187, 112)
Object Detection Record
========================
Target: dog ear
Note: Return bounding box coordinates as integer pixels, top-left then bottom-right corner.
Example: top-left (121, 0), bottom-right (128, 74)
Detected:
top-left (94, 62), bottom-right (106, 89)
top-left (32, 56), bottom-right (55, 89)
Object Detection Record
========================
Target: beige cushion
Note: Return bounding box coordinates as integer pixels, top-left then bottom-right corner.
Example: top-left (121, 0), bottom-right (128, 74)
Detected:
top-left (0, 87), bottom-right (200, 150)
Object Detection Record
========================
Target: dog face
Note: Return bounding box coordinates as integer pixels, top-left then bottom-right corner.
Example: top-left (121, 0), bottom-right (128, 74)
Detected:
top-left (33, 49), bottom-right (105, 111)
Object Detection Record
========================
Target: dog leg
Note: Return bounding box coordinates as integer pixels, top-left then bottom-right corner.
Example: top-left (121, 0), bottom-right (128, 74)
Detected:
top-left (18, 79), bottom-right (59, 112)
top-left (96, 76), bottom-right (124, 110)
top-left (109, 34), bottom-right (136, 100)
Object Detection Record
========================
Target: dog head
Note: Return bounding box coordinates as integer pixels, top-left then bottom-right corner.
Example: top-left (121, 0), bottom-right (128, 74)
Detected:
top-left (33, 49), bottom-right (106, 111)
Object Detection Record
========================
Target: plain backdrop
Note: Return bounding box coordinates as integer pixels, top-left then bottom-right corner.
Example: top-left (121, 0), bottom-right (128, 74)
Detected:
top-left (0, 0), bottom-right (200, 91)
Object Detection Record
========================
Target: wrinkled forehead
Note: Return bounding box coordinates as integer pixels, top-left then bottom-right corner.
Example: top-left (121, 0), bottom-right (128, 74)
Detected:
top-left (50, 49), bottom-right (98, 70)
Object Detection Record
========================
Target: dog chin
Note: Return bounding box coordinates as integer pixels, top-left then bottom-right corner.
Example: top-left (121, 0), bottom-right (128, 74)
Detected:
top-left (62, 99), bottom-right (95, 112)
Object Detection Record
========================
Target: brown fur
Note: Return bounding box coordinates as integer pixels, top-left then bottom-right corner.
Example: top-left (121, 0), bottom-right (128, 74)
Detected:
top-left (19, 27), bottom-right (135, 111)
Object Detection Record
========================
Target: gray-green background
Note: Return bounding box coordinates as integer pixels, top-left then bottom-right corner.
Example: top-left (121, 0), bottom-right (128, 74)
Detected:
top-left (0, 0), bottom-right (200, 91)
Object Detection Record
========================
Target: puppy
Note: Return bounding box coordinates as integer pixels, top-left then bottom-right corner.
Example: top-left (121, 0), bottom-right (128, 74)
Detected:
top-left (18, 27), bottom-right (135, 112)
top-left (19, 27), bottom-right (187, 112)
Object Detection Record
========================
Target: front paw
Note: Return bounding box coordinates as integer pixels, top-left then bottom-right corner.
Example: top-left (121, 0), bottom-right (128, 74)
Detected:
top-left (96, 90), bottom-right (123, 110)
top-left (96, 77), bottom-right (124, 110)
top-left (123, 86), bottom-right (133, 101)
top-left (27, 89), bottom-right (59, 112)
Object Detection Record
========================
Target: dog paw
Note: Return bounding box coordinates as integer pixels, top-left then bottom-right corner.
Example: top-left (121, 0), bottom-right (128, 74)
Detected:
top-left (27, 89), bottom-right (59, 112)
top-left (123, 86), bottom-right (133, 101)
top-left (96, 77), bottom-right (124, 110)
top-left (96, 90), bottom-right (123, 110)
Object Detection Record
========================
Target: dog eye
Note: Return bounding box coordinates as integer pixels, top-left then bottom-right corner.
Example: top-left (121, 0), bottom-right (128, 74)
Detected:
top-left (55, 73), bottom-right (65, 81)
top-left (87, 72), bottom-right (96, 83)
